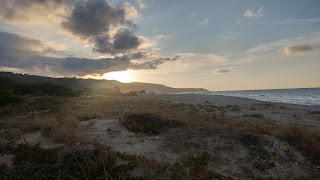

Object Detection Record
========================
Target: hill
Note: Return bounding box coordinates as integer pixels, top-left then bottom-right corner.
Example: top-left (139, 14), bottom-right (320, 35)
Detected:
top-left (0, 72), bottom-right (208, 93)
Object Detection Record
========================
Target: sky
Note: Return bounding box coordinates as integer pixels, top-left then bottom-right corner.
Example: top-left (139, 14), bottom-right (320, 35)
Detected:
top-left (0, 0), bottom-right (319, 90)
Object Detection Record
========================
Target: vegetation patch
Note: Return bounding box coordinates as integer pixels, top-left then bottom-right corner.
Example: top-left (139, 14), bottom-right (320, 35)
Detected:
top-left (243, 113), bottom-right (265, 119)
top-left (120, 111), bottom-right (185, 135)
top-left (240, 133), bottom-right (261, 147)
top-left (239, 133), bottom-right (275, 171)
top-left (0, 90), bottom-right (23, 107)
top-left (0, 143), bottom-right (233, 180)
top-left (277, 126), bottom-right (320, 166)
top-left (0, 144), bottom-right (127, 179)
top-left (309, 110), bottom-right (320, 114)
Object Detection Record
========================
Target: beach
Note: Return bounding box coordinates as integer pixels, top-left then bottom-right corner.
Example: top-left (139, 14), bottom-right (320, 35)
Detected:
top-left (152, 94), bottom-right (320, 127)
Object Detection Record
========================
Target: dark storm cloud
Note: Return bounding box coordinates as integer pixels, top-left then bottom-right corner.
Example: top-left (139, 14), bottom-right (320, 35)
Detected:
top-left (93, 29), bottom-right (141, 54)
top-left (61, 0), bottom-right (126, 39)
top-left (284, 45), bottom-right (313, 54)
top-left (130, 55), bottom-right (180, 69)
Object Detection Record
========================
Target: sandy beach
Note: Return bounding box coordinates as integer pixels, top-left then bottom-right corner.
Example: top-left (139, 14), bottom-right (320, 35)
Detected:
top-left (151, 94), bottom-right (320, 128)
top-left (154, 93), bottom-right (320, 110)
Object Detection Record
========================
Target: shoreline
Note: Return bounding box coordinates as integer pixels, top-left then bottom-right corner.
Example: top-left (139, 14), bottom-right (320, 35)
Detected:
top-left (151, 93), bottom-right (320, 128)
top-left (154, 94), bottom-right (320, 111)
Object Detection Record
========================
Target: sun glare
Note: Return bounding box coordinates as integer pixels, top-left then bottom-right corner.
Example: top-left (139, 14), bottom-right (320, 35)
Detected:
top-left (103, 71), bottom-right (132, 83)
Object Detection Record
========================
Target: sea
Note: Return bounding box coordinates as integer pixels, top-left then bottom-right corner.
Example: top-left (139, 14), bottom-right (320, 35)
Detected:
top-left (202, 88), bottom-right (320, 106)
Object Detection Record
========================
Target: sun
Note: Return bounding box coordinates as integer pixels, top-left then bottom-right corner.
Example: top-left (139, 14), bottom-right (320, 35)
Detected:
top-left (103, 71), bottom-right (132, 83)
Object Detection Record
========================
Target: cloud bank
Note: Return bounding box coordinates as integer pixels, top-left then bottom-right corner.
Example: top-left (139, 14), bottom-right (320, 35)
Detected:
top-left (0, 31), bottom-right (176, 76)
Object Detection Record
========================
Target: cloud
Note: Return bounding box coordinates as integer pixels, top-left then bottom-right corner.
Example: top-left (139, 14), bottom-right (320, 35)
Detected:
top-left (199, 17), bottom-right (209, 26)
top-left (284, 45), bottom-right (313, 54)
top-left (0, 31), bottom-right (132, 76)
top-left (93, 28), bottom-right (141, 54)
top-left (128, 51), bottom-right (149, 59)
top-left (0, 0), bottom-right (71, 25)
top-left (217, 69), bottom-right (230, 73)
top-left (113, 29), bottom-right (141, 51)
top-left (0, 0), bottom-right (155, 58)
top-left (244, 6), bottom-right (263, 17)
top-left (263, 17), bottom-right (320, 25)
top-left (60, 0), bottom-right (146, 55)
top-left (247, 33), bottom-right (320, 56)
top-left (155, 34), bottom-right (169, 40)
top-left (121, 2), bottom-right (139, 20)
top-left (248, 39), bottom-right (291, 54)
top-left (130, 56), bottom-right (180, 70)
top-left (61, 56), bottom-right (131, 75)
top-left (61, 0), bottom-right (127, 39)
top-left (128, 51), bottom-right (158, 60)
top-left (0, 31), bottom-right (176, 76)
top-left (135, 0), bottom-right (148, 9)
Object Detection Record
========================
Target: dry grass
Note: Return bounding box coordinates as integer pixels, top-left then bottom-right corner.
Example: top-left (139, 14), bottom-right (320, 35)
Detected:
top-left (0, 143), bottom-right (231, 179)
top-left (32, 113), bottom-right (78, 136)
top-left (1, 95), bottom-right (320, 178)
top-left (119, 111), bottom-right (185, 135)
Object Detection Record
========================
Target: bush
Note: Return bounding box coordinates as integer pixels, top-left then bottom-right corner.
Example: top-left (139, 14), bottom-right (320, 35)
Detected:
top-left (124, 91), bottom-right (139, 96)
top-left (0, 90), bottom-right (23, 107)
top-left (119, 111), bottom-right (184, 135)
top-left (243, 113), bottom-right (265, 119)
